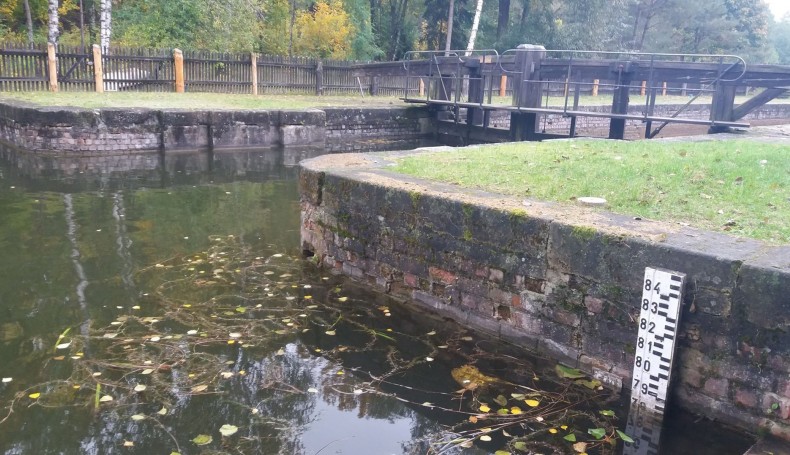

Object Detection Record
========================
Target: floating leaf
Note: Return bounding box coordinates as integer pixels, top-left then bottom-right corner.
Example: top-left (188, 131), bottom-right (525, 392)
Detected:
top-left (479, 435), bottom-right (492, 442)
top-left (186, 330), bottom-right (198, 335)
top-left (514, 441), bottom-right (528, 451)
top-left (426, 330), bottom-right (436, 336)
top-left (325, 330), bottom-right (336, 336)
top-left (221, 372), bottom-right (234, 379)
top-left (148, 336), bottom-right (160, 342)
top-left (577, 379), bottom-right (602, 390)
top-left (192, 434), bottom-right (212, 445)
top-left (493, 395), bottom-right (508, 406)
top-left (511, 393), bottom-right (526, 400)
top-left (131, 414), bottom-right (145, 421)
top-left (229, 332), bottom-right (242, 338)
top-left (123, 440), bottom-right (134, 447)
top-left (28, 392), bottom-right (41, 399)
top-left (564, 433), bottom-right (577, 442)
top-left (191, 385), bottom-right (208, 393)
top-left (1, 378), bottom-right (11, 383)
top-left (235, 307), bottom-right (246, 313)
top-left (99, 395), bottom-right (113, 402)
top-left (56, 342), bottom-right (71, 350)
top-left (587, 428), bottom-right (606, 440)
top-left (616, 430), bottom-right (634, 443)
top-left (497, 408), bottom-right (510, 415)
top-left (134, 384), bottom-right (147, 392)
top-left (560, 425), bottom-right (568, 430)
top-left (555, 364), bottom-right (586, 379)
top-left (548, 428), bottom-right (558, 434)
top-left (479, 404), bottom-right (491, 413)
top-left (157, 407), bottom-right (168, 415)
top-left (425, 357), bottom-right (434, 362)
top-left (219, 424), bottom-right (238, 437)
top-left (103, 333), bottom-right (118, 339)
top-left (422, 402), bottom-right (433, 407)
top-left (307, 388), bottom-right (318, 394)
top-left (525, 399), bottom-right (540, 407)
top-left (510, 406), bottom-right (523, 415)
top-left (495, 451), bottom-right (511, 455)
top-left (142, 369), bottom-right (154, 375)
top-left (599, 409), bottom-right (615, 417)
top-left (573, 442), bottom-right (588, 453)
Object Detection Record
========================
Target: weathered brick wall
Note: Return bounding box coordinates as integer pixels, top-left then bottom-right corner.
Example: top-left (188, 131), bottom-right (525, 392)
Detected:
top-left (0, 101), bottom-right (432, 153)
top-left (299, 151), bottom-right (790, 440)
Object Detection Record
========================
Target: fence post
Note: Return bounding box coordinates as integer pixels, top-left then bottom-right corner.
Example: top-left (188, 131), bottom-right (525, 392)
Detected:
top-left (510, 44), bottom-right (546, 141)
top-left (640, 80), bottom-right (646, 96)
top-left (251, 53), bottom-right (258, 95)
top-left (92, 44), bottom-right (104, 93)
top-left (315, 61), bottom-right (323, 95)
top-left (369, 76), bottom-right (379, 96)
top-left (592, 79), bottom-right (599, 96)
top-left (662, 81), bottom-right (667, 96)
top-left (419, 78), bottom-right (425, 97)
top-left (47, 42), bottom-right (58, 92)
top-left (499, 75), bottom-right (506, 97)
top-left (174, 48), bottom-right (185, 93)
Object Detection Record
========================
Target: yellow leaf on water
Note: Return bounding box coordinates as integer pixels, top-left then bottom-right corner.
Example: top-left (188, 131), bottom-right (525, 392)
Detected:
top-left (525, 399), bottom-right (540, 407)
top-left (134, 384), bottom-right (147, 392)
top-left (28, 392), bottom-right (41, 399)
top-left (123, 440), bottom-right (134, 447)
top-left (479, 435), bottom-right (492, 442)
top-left (479, 404), bottom-right (491, 413)
top-left (142, 369), bottom-right (154, 375)
top-left (561, 425), bottom-right (568, 430)
top-left (191, 385), bottom-right (208, 393)
top-left (99, 395), bottom-right (113, 402)
top-left (337, 297), bottom-right (348, 302)
top-left (131, 414), bottom-right (145, 421)
top-left (549, 428), bottom-right (558, 434)
top-left (510, 406), bottom-right (523, 415)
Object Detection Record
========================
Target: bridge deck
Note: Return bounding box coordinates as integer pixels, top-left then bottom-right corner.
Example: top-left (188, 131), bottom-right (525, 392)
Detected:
top-left (404, 97), bottom-right (751, 129)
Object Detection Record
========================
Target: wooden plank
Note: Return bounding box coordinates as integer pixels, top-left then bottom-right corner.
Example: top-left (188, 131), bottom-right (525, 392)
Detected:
top-left (174, 49), bottom-right (184, 93)
top-left (732, 87), bottom-right (788, 120)
top-left (47, 42), bottom-right (58, 92)
top-left (93, 44), bottom-right (104, 93)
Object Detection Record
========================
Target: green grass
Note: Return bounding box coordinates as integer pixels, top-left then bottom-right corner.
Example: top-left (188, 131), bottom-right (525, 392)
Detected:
top-left (393, 139), bottom-right (790, 243)
top-left (0, 91), bottom-right (408, 110)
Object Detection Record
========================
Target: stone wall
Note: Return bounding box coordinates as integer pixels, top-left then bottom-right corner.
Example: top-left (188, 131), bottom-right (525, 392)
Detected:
top-left (299, 148), bottom-right (790, 441)
top-left (0, 101), bottom-right (431, 153)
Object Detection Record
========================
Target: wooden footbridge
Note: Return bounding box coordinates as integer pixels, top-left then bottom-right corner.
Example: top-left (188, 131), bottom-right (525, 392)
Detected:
top-left (352, 45), bottom-right (790, 142)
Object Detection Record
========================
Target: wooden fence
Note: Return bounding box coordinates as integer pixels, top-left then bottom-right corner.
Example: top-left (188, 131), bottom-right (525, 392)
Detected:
top-left (0, 41), bottom-right (425, 96)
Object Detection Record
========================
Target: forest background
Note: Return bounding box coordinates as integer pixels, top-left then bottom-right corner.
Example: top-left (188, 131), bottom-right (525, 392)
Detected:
top-left (1, 0), bottom-right (790, 65)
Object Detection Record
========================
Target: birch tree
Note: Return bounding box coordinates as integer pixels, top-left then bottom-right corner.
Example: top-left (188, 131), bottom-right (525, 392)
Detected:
top-left (465, 0), bottom-right (483, 55)
top-left (48, 0), bottom-right (59, 44)
top-left (100, 0), bottom-right (112, 49)
top-left (444, 0), bottom-right (454, 55)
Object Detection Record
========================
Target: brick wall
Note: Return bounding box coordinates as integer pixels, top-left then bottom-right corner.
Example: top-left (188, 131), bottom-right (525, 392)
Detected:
top-left (299, 149), bottom-right (790, 441)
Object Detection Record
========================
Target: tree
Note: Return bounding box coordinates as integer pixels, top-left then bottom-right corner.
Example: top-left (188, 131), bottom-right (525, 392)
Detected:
top-left (23, 0), bottom-right (33, 44)
top-left (47, 0), bottom-right (58, 43)
top-left (771, 17), bottom-right (790, 64)
top-left (444, 0), bottom-right (455, 54)
top-left (465, 0), bottom-right (482, 54)
top-left (293, 0), bottom-right (354, 58)
top-left (99, 0), bottom-right (110, 48)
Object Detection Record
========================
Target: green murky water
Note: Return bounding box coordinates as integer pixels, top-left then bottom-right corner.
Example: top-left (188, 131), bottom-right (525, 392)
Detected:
top-left (0, 145), bottom-right (754, 455)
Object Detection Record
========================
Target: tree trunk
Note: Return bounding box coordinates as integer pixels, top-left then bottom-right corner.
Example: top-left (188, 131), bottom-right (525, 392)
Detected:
top-left (444, 0), bottom-right (455, 55)
top-left (100, 0), bottom-right (112, 49)
top-left (23, 0), bottom-right (34, 46)
top-left (390, 0), bottom-right (409, 60)
top-left (48, 0), bottom-right (59, 45)
top-left (90, 0), bottom-right (97, 43)
top-left (518, 0), bottom-right (530, 35)
top-left (466, 0), bottom-right (484, 55)
top-left (288, 0), bottom-right (296, 57)
top-left (496, 0), bottom-right (510, 41)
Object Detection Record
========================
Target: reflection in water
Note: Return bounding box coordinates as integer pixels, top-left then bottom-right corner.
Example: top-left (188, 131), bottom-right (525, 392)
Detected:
top-left (0, 145), bottom-right (757, 455)
top-left (623, 401), bottom-right (662, 455)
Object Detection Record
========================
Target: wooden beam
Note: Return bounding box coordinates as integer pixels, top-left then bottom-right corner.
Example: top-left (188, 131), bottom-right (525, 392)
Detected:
top-left (173, 49), bottom-right (184, 93)
top-left (731, 87), bottom-right (788, 120)
top-left (47, 42), bottom-right (58, 92)
top-left (92, 44), bottom-right (104, 93)
top-left (251, 53), bottom-right (258, 96)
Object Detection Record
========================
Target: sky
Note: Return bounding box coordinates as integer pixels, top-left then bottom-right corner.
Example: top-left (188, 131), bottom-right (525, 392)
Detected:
top-left (765, 0), bottom-right (790, 20)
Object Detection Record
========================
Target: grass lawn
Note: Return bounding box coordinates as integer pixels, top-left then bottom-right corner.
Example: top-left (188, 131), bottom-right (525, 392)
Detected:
top-left (392, 139), bottom-right (790, 243)
top-left (0, 91), bottom-right (408, 110)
